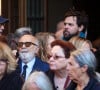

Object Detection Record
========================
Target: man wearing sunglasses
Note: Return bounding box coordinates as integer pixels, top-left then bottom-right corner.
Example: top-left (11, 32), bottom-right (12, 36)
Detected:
top-left (17, 34), bottom-right (49, 81)
top-left (0, 16), bottom-right (9, 36)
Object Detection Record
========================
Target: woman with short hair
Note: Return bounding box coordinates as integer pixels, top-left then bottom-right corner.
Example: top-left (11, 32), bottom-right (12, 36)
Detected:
top-left (47, 39), bottom-right (76, 90)
top-left (66, 49), bottom-right (100, 90)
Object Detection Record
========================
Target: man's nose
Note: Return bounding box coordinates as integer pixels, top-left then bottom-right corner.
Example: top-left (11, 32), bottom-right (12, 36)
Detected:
top-left (49, 56), bottom-right (54, 61)
top-left (21, 44), bottom-right (26, 48)
top-left (64, 24), bottom-right (69, 29)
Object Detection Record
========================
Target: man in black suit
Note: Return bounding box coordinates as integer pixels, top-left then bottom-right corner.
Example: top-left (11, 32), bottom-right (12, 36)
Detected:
top-left (17, 34), bottom-right (49, 80)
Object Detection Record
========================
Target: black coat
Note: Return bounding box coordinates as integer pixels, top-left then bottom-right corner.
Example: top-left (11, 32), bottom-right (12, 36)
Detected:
top-left (66, 77), bottom-right (100, 90)
top-left (0, 71), bottom-right (23, 90)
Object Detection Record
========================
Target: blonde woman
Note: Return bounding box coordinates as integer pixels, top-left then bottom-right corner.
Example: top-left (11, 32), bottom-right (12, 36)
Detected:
top-left (35, 32), bottom-right (56, 62)
top-left (69, 36), bottom-right (93, 50)
top-left (0, 42), bottom-right (23, 90)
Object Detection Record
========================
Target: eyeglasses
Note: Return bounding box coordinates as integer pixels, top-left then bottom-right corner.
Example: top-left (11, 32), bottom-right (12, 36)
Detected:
top-left (47, 54), bottom-right (65, 60)
top-left (17, 42), bottom-right (38, 48)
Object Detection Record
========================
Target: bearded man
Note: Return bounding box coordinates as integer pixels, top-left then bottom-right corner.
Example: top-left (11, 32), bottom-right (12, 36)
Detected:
top-left (17, 34), bottom-right (49, 81)
top-left (63, 8), bottom-right (88, 41)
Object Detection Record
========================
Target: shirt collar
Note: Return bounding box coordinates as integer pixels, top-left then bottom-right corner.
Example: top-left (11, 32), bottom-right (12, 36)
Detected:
top-left (22, 57), bottom-right (36, 69)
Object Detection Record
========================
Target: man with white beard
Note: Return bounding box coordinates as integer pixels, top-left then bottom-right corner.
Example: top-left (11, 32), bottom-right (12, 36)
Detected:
top-left (17, 34), bottom-right (49, 81)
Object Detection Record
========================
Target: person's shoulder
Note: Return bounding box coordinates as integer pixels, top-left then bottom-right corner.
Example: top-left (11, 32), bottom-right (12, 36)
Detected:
top-left (8, 71), bottom-right (22, 80)
top-left (92, 82), bottom-right (100, 90)
top-left (9, 71), bottom-right (23, 85)
top-left (35, 56), bottom-right (50, 71)
top-left (46, 70), bottom-right (54, 80)
top-left (46, 70), bottom-right (54, 76)
top-left (6, 71), bottom-right (23, 90)
top-left (35, 56), bottom-right (48, 64)
top-left (90, 77), bottom-right (100, 90)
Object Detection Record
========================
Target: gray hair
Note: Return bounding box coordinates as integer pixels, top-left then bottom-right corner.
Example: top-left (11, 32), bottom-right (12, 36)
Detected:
top-left (71, 49), bottom-right (97, 77)
top-left (22, 71), bottom-right (53, 90)
top-left (14, 27), bottom-right (32, 42)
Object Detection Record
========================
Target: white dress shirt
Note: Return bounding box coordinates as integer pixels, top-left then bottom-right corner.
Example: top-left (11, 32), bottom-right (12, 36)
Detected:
top-left (21, 57), bottom-right (36, 80)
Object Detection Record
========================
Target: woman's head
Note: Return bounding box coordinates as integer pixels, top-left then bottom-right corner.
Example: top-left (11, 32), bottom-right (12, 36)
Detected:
top-left (69, 36), bottom-right (93, 50)
top-left (22, 71), bottom-right (53, 90)
top-left (51, 40), bottom-right (76, 58)
top-left (66, 49), bottom-right (97, 81)
top-left (0, 42), bottom-right (17, 74)
top-left (48, 40), bottom-right (76, 70)
top-left (35, 32), bottom-right (56, 61)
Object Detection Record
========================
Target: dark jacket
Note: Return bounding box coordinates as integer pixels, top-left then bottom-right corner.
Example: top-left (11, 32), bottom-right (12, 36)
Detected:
top-left (66, 77), bottom-right (100, 90)
top-left (0, 71), bottom-right (23, 90)
top-left (46, 70), bottom-right (56, 90)
top-left (17, 56), bottom-right (50, 74)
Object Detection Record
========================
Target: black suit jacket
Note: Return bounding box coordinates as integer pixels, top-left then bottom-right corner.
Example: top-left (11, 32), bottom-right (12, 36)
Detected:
top-left (17, 56), bottom-right (50, 74)
top-left (0, 71), bottom-right (23, 90)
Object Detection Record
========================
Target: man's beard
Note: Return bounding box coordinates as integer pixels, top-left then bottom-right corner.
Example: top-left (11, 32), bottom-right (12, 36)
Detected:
top-left (63, 30), bottom-right (78, 41)
top-left (19, 50), bottom-right (35, 63)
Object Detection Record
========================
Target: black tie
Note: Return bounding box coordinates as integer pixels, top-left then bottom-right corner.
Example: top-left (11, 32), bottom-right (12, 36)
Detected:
top-left (22, 65), bottom-right (27, 80)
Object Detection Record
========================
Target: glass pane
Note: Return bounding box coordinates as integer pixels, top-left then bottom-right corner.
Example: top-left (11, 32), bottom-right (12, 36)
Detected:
top-left (27, 0), bottom-right (45, 35)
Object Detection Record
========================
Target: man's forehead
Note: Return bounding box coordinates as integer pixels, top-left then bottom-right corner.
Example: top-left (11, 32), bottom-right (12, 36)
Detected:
top-left (19, 35), bottom-right (36, 41)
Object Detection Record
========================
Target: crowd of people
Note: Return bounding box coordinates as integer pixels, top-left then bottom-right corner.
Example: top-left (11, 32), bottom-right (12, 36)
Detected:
top-left (0, 8), bottom-right (100, 90)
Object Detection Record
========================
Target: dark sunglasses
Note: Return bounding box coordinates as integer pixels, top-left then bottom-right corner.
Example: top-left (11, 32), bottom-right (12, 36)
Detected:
top-left (17, 42), bottom-right (38, 48)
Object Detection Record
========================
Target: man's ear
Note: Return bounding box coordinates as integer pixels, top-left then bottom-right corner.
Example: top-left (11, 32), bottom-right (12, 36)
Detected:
top-left (81, 65), bottom-right (88, 73)
top-left (79, 25), bottom-right (84, 32)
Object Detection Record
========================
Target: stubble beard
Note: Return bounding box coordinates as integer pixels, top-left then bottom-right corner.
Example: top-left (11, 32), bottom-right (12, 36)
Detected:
top-left (63, 29), bottom-right (79, 41)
